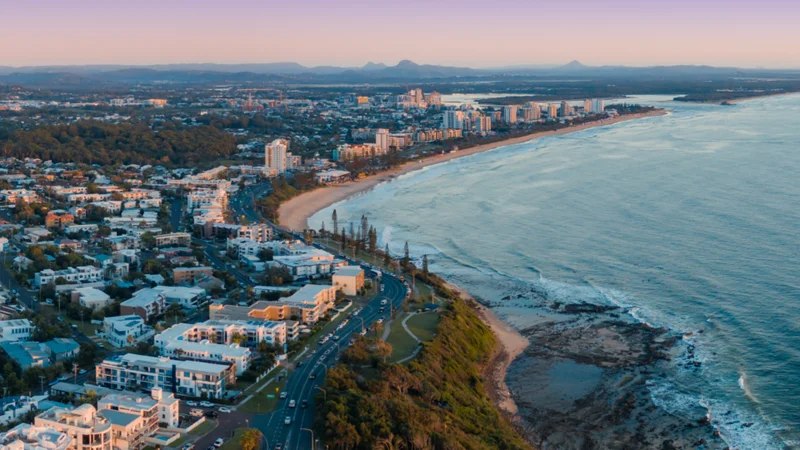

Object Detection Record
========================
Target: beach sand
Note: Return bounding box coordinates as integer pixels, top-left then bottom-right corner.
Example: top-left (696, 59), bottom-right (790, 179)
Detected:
top-left (278, 109), bottom-right (667, 231)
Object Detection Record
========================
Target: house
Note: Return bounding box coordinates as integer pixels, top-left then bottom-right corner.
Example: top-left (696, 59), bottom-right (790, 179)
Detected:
top-left (72, 287), bottom-right (113, 310)
top-left (0, 319), bottom-right (34, 342)
top-left (332, 266), bottom-right (365, 296)
top-left (43, 338), bottom-right (81, 362)
top-left (103, 315), bottom-right (155, 349)
top-left (95, 354), bottom-right (235, 399)
top-left (120, 289), bottom-right (166, 322)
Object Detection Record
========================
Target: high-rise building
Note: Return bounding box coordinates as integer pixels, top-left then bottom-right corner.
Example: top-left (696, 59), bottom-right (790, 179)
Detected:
top-left (584, 99), bottom-right (593, 112)
top-left (502, 106), bottom-right (518, 124)
top-left (265, 139), bottom-right (289, 173)
top-left (547, 103), bottom-right (559, 118)
top-left (442, 110), bottom-right (465, 129)
top-left (476, 116), bottom-right (492, 132)
top-left (375, 129), bottom-right (389, 151)
top-left (591, 99), bottom-right (605, 113)
top-left (522, 107), bottom-right (541, 121)
top-left (558, 101), bottom-right (573, 117)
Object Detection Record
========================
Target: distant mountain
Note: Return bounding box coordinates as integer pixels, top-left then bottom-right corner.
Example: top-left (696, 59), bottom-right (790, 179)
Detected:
top-left (361, 62), bottom-right (388, 71)
top-left (556, 60), bottom-right (589, 71)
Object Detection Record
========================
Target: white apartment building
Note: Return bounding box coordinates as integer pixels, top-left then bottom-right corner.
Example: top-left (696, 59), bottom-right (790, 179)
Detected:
top-left (67, 193), bottom-right (110, 203)
top-left (0, 319), bottom-right (34, 343)
top-left (72, 287), bottom-right (113, 310)
top-left (65, 224), bottom-right (99, 234)
top-left (332, 266), bottom-right (365, 296)
top-left (332, 143), bottom-right (385, 161)
top-left (265, 139), bottom-right (289, 173)
top-left (442, 110), bottom-right (465, 129)
top-left (226, 238), bottom-right (272, 258)
top-left (591, 98), bottom-right (605, 114)
top-left (34, 404), bottom-right (113, 450)
top-left (375, 129), bottom-right (389, 151)
top-left (273, 247), bottom-right (347, 278)
top-left (154, 232), bottom-right (191, 247)
top-left (157, 339), bottom-right (251, 376)
top-left (0, 423), bottom-right (73, 450)
top-left (157, 320), bottom-right (287, 349)
top-left (95, 354), bottom-right (235, 399)
top-left (34, 266), bottom-right (104, 287)
top-left (120, 289), bottom-right (166, 322)
top-left (98, 388), bottom-right (180, 431)
top-left (186, 189), bottom-right (227, 211)
top-left (237, 224), bottom-right (272, 242)
top-left (152, 286), bottom-right (206, 309)
top-left (103, 315), bottom-right (156, 349)
top-left (211, 284), bottom-right (337, 325)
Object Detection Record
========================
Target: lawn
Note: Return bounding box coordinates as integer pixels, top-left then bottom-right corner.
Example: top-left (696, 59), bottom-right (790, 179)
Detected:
top-left (237, 378), bottom-right (287, 413)
top-left (219, 428), bottom-right (247, 450)
top-left (385, 314), bottom-right (421, 363)
top-left (406, 312), bottom-right (439, 342)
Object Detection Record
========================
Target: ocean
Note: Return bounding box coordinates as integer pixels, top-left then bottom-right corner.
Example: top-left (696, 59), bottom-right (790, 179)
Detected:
top-left (309, 94), bottom-right (800, 449)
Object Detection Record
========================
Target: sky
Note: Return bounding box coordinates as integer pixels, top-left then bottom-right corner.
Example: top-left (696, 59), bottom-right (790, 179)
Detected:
top-left (2, 0), bottom-right (800, 68)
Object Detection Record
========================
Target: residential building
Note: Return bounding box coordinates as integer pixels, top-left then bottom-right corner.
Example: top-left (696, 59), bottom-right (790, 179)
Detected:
top-left (0, 423), bottom-right (73, 450)
top-left (442, 110), bottom-right (465, 129)
top-left (332, 266), bottom-right (365, 296)
top-left (475, 115), bottom-right (492, 132)
top-left (547, 103), bottom-right (559, 118)
top-left (332, 143), bottom-right (385, 161)
top-left (45, 211), bottom-right (75, 229)
top-left (210, 284), bottom-right (337, 324)
top-left (156, 320), bottom-right (286, 349)
top-left (153, 233), bottom-right (191, 248)
top-left (34, 404), bottom-right (113, 450)
top-left (172, 267), bottom-right (212, 285)
top-left (103, 315), bottom-right (155, 349)
top-left (0, 319), bottom-right (34, 343)
top-left (236, 224), bottom-right (272, 242)
top-left (120, 290), bottom-right (166, 322)
top-left (502, 106), bottom-right (518, 124)
top-left (152, 286), bottom-right (206, 309)
top-left (265, 139), bottom-right (289, 173)
top-left (375, 129), bottom-right (389, 152)
top-left (95, 354), bottom-right (235, 399)
top-left (591, 98), bottom-right (605, 114)
top-left (72, 287), bottom-right (113, 310)
top-left (98, 388), bottom-right (180, 432)
top-left (34, 266), bottom-right (104, 287)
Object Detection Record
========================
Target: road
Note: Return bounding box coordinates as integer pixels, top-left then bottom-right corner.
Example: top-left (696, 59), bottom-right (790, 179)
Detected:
top-left (251, 273), bottom-right (408, 450)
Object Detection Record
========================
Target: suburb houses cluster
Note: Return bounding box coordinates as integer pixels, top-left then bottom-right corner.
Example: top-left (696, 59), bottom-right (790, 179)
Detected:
top-left (0, 156), bottom-right (369, 449)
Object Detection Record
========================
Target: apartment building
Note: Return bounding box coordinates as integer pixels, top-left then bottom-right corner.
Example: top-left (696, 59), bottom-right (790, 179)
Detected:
top-left (120, 289), bottom-right (166, 322)
top-left (210, 284), bottom-right (336, 325)
top-left (72, 287), bottom-right (113, 310)
top-left (172, 267), bottom-right (212, 285)
top-left (103, 315), bottom-right (156, 349)
top-left (332, 266), bottom-right (365, 296)
top-left (152, 286), bottom-right (206, 309)
top-left (34, 266), bottom-right (104, 287)
top-left (0, 423), bottom-right (73, 450)
top-left (157, 320), bottom-right (287, 349)
top-left (237, 224), bottom-right (273, 242)
top-left (98, 388), bottom-right (180, 432)
top-left (34, 404), bottom-right (113, 450)
top-left (154, 232), bottom-right (191, 248)
top-left (45, 211), bottom-right (75, 229)
top-left (95, 354), bottom-right (235, 399)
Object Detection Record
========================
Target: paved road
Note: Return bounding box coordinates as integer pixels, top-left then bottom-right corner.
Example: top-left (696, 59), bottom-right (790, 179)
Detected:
top-left (251, 273), bottom-right (408, 450)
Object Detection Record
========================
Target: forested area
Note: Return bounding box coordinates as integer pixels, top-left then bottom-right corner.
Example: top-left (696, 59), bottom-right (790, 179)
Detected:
top-left (0, 121), bottom-right (238, 166)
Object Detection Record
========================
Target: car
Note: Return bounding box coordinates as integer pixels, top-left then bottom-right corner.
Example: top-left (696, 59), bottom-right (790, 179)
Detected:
top-left (204, 411), bottom-right (218, 418)
top-left (214, 438), bottom-right (224, 447)
top-left (288, 400), bottom-right (296, 408)
top-left (186, 401), bottom-right (198, 407)
top-left (200, 401), bottom-right (213, 408)
top-left (284, 416), bottom-right (291, 425)
top-left (218, 407), bottom-right (231, 413)
top-left (274, 444), bottom-right (283, 450)
top-left (79, 369), bottom-right (87, 375)
top-left (190, 409), bottom-right (203, 417)
top-left (57, 376), bottom-right (68, 382)
top-left (207, 446), bottom-right (216, 450)
top-left (309, 373), bottom-right (316, 380)
top-left (182, 444), bottom-right (195, 450)
top-left (279, 391), bottom-right (287, 399)
top-left (301, 400), bottom-right (308, 408)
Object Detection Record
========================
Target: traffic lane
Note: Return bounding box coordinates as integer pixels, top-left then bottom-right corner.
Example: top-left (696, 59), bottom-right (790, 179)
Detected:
top-left (192, 410), bottom-right (252, 450)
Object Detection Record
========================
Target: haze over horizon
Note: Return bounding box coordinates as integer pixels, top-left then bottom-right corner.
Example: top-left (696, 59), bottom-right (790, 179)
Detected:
top-left (3, 0), bottom-right (799, 69)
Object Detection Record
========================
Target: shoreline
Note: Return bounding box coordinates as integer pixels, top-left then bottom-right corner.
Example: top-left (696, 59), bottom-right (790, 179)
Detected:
top-left (277, 109), bottom-right (667, 231)
top-left (726, 91), bottom-right (798, 104)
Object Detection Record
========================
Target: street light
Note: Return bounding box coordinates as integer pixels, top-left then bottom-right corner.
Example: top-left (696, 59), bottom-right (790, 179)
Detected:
top-left (313, 386), bottom-right (327, 402)
top-left (300, 428), bottom-right (315, 450)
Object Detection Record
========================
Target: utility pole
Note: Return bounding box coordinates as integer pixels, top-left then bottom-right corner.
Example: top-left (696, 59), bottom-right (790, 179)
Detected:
top-left (39, 376), bottom-right (46, 394)
top-left (313, 386), bottom-right (326, 402)
top-left (301, 428), bottom-right (315, 450)
top-left (74, 365), bottom-right (79, 384)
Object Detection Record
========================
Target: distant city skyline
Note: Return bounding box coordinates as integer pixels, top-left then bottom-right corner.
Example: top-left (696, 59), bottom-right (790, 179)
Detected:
top-left (3, 0), bottom-right (799, 68)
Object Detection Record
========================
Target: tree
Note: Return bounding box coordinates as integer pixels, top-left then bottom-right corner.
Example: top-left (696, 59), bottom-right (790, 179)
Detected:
top-left (402, 242), bottom-right (410, 267)
top-left (320, 221), bottom-right (326, 238)
top-left (422, 254), bottom-right (429, 275)
top-left (383, 244), bottom-right (392, 266)
top-left (240, 428), bottom-right (263, 450)
top-left (332, 210), bottom-right (338, 240)
top-left (231, 333), bottom-right (248, 346)
top-left (257, 248), bottom-right (274, 262)
top-left (140, 232), bottom-right (156, 249)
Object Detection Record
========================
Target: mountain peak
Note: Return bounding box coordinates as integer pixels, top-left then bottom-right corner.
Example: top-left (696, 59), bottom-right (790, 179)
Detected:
top-left (361, 61), bottom-right (387, 71)
top-left (395, 59), bottom-right (419, 68)
top-left (559, 60), bottom-right (588, 70)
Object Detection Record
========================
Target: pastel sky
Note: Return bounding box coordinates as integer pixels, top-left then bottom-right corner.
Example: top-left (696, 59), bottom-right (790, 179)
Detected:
top-left (3, 0), bottom-right (799, 68)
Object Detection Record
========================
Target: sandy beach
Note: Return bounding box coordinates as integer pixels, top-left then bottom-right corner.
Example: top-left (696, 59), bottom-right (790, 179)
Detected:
top-left (278, 109), bottom-right (667, 231)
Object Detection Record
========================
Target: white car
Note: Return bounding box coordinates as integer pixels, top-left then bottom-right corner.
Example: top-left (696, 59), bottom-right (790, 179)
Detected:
top-left (284, 416), bottom-right (291, 425)
top-left (214, 438), bottom-right (224, 447)
top-left (185, 401), bottom-right (198, 407)
top-left (218, 407), bottom-right (231, 413)
top-left (200, 401), bottom-right (214, 408)
top-left (279, 392), bottom-right (288, 399)
top-left (288, 400), bottom-right (296, 408)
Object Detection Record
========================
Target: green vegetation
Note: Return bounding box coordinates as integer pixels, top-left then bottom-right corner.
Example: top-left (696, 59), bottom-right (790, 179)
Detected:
top-left (316, 297), bottom-right (530, 450)
top-left (0, 121), bottom-right (238, 166)
top-left (169, 420), bottom-right (217, 448)
top-left (220, 428), bottom-right (262, 450)
top-left (385, 322), bottom-right (419, 363)
top-left (406, 312), bottom-right (439, 342)
top-left (238, 378), bottom-right (287, 413)
top-left (256, 175), bottom-right (317, 222)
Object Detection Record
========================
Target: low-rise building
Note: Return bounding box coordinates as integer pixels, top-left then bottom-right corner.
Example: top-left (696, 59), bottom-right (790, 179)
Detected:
top-left (95, 354), bottom-right (235, 399)
top-left (120, 290), bottom-right (166, 322)
top-left (34, 266), bottom-right (104, 287)
top-left (332, 266), bottom-right (365, 296)
top-left (0, 423), bottom-right (73, 450)
top-left (172, 267), bottom-right (213, 285)
top-left (0, 319), bottom-right (34, 343)
top-left (154, 232), bottom-right (191, 248)
top-left (152, 286), bottom-right (206, 309)
top-left (210, 284), bottom-right (336, 324)
top-left (103, 316), bottom-right (155, 349)
top-left (34, 404), bottom-right (113, 450)
top-left (72, 287), bottom-right (113, 310)
top-left (98, 388), bottom-right (180, 432)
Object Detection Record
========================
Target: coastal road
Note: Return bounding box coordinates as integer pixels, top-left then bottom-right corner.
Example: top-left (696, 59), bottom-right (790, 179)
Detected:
top-left (252, 273), bottom-right (408, 450)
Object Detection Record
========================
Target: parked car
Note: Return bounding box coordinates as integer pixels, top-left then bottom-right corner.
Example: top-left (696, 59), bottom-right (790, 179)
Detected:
top-left (190, 409), bottom-right (203, 417)
top-left (182, 444), bottom-right (195, 450)
top-left (78, 369), bottom-right (87, 375)
top-left (279, 392), bottom-right (287, 399)
top-left (218, 407), bottom-right (231, 413)
top-left (284, 416), bottom-right (291, 425)
top-left (200, 401), bottom-right (213, 408)
top-left (186, 401), bottom-right (198, 407)
top-left (204, 411), bottom-right (218, 418)
top-left (214, 438), bottom-right (224, 447)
